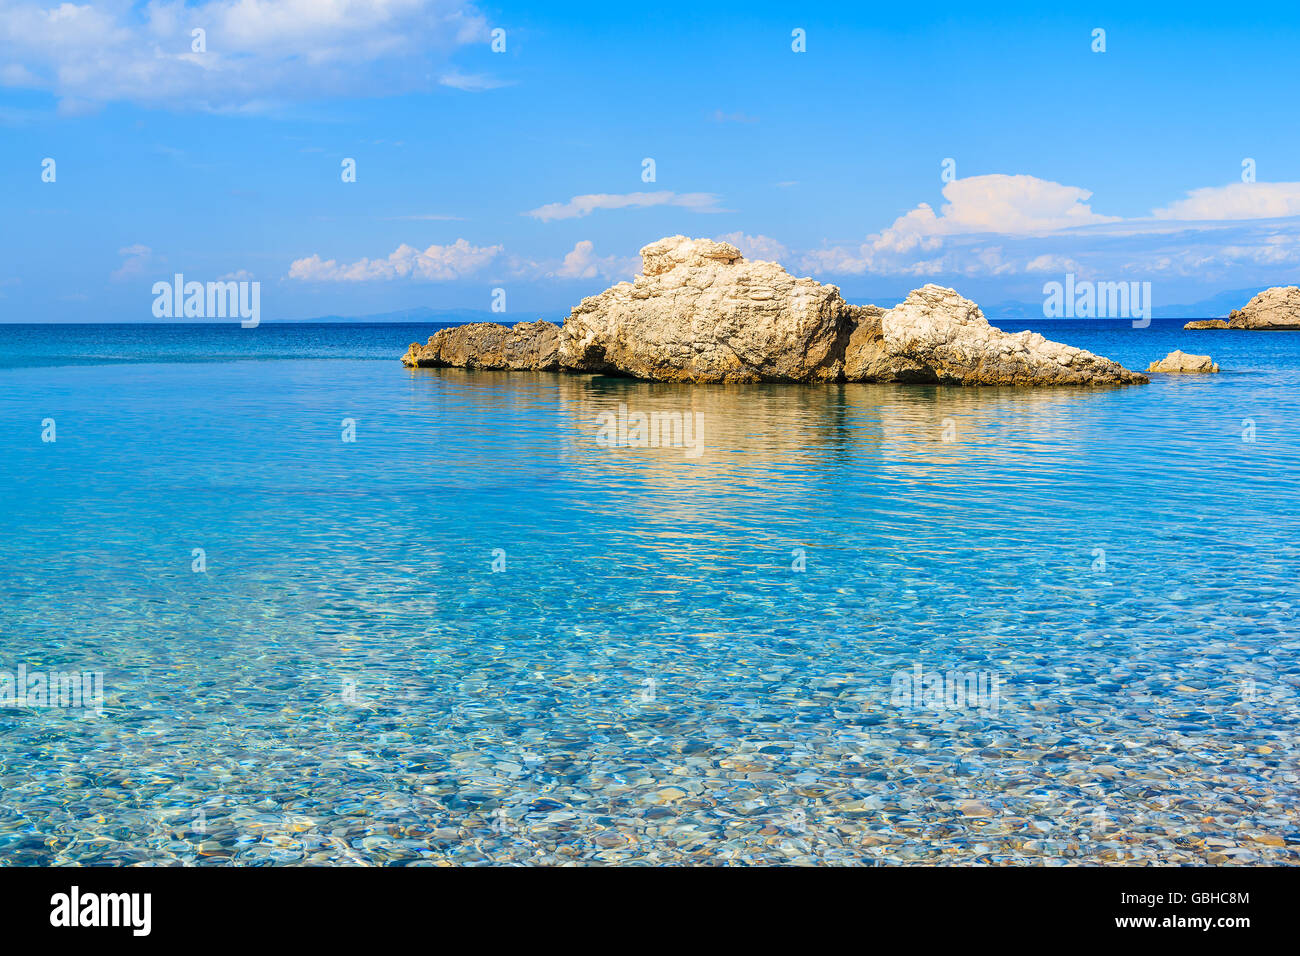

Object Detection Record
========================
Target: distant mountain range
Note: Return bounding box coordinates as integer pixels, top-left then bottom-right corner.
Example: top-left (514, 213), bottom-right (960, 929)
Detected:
top-left (982, 288), bottom-right (1260, 320)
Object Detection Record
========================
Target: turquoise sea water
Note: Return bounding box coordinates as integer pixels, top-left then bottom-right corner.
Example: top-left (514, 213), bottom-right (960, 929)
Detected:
top-left (0, 319), bottom-right (1297, 865)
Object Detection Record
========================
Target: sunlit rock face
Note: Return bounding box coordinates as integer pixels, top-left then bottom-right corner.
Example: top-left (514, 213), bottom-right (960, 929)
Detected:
top-left (1147, 350), bottom-right (1219, 373)
top-left (846, 284), bottom-right (1148, 386)
top-left (1228, 286), bottom-right (1300, 329)
top-left (558, 236), bottom-right (854, 383)
top-left (403, 320), bottom-right (560, 371)
top-left (403, 237), bottom-right (1147, 386)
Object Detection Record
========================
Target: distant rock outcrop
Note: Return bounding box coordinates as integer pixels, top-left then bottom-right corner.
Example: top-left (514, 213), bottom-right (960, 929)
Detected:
top-left (1226, 286), bottom-right (1300, 329)
top-left (404, 319), bottom-right (560, 371)
top-left (1147, 350), bottom-right (1219, 373)
top-left (403, 236), bottom-right (1147, 386)
top-left (1183, 319), bottom-right (1229, 330)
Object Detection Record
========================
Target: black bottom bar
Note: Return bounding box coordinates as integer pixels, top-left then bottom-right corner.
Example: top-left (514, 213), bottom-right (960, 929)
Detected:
top-left (0, 865), bottom-right (1278, 943)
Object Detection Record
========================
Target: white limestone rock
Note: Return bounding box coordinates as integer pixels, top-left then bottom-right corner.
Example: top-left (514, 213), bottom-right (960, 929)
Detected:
top-left (1228, 286), bottom-right (1300, 329)
top-left (845, 284), bottom-right (1147, 386)
top-left (402, 237), bottom-right (1147, 387)
top-left (1147, 349), bottom-right (1219, 373)
top-left (558, 236), bottom-right (854, 382)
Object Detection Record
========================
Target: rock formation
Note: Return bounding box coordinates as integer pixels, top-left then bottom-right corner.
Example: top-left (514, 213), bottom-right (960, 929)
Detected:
top-left (1226, 286), bottom-right (1300, 329)
top-left (403, 236), bottom-right (1147, 386)
top-left (1147, 350), bottom-right (1219, 373)
top-left (404, 319), bottom-right (560, 371)
top-left (1183, 319), bottom-right (1229, 330)
top-left (843, 284), bottom-right (1146, 386)
top-left (558, 236), bottom-right (856, 382)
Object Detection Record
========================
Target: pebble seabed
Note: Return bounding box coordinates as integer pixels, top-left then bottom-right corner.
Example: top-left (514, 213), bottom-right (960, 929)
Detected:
top-left (4, 651), bottom-right (1296, 866)
top-left (1, 347), bottom-right (1298, 866)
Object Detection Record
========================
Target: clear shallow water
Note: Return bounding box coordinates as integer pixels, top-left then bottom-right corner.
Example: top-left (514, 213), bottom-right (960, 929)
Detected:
top-left (0, 319), bottom-right (1297, 865)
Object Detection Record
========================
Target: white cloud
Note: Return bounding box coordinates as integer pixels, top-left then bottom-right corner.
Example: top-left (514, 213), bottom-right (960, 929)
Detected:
top-left (278, 173), bottom-right (1300, 291)
top-left (288, 238), bottom-right (639, 284)
top-left (0, 0), bottom-right (489, 111)
top-left (716, 232), bottom-right (789, 263)
top-left (525, 191), bottom-right (725, 222)
top-left (1152, 182), bottom-right (1300, 221)
top-left (877, 174), bottom-right (1118, 251)
top-left (792, 173), bottom-right (1300, 280)
top-left (0, 62), bottom-right (39, 86)
top-left (797, 174), bottom-right (1119, 276)
top-left (288, 239), bottom-right (501, 281)
top-left (1024, 254), bottom-right (1081, 274)
top-left (1144, 233), bottom-right (1300, 273)
top-left (549, 240), bottom-right (636, 280)
top-left (111, 243), bottom-right (152, 280)
top-left (802, 243), bottom-right (1020, 278)
top-left (438, 70), bottom-right (509, 92)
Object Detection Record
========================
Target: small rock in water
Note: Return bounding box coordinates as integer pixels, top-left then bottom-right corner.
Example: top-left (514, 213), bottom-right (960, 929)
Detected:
top-left (1146, 350), bottom-right (1219, 374)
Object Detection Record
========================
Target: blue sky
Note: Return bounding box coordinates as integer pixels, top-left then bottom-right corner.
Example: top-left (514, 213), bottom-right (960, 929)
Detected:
top-left (3, 0), bottom-right (1300, 321)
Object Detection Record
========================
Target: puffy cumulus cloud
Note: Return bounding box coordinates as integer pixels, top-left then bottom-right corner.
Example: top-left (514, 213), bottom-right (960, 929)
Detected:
top-left (289, 237), bottom-right (641, 285)
top-left (525, 191), bottom-right (725, 222)
top-left (798, 174), bottom-right (1118, 276)
top-left (502, 241), bottom-right (636, 282)
top-left (798, 244), bottom-right (876, 276)
top-left (270, 174), bottom-right (1300, 292)
top-left (716, 232), bottom-right (789, 263)
top-left (549, 240), bottom-right (637, 281)
top-left (800, 225), bottom-right (1300, 288)
top-left (0, 0), bottom-right (492, 111)
top-left (802, 230), bottom-right (1300, 282)
top-left (288, 239), bottom-right (501, 281)
top-left (793, 173), bottom-right (1300, 281)
top-left (961, 246), bottom-right (1015, 277)
top-left (876, 174), bottom-right (1119, 252)
top-left (1152, 182), bottom-right (1300, 221)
